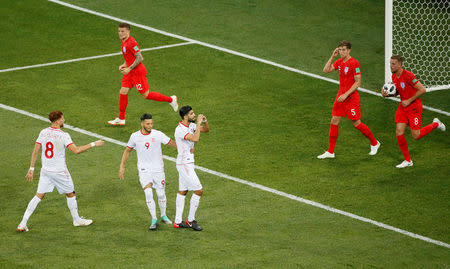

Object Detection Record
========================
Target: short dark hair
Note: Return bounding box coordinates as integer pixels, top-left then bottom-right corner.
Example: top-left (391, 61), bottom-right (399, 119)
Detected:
top-left (140, 113), bottom-right (152, 121)
top-left (179, 106), bottom-right (192, 119)
top-left (49, 110), bottom-right (63, 122)
top-left (119, 22), bottom-right (130, 29)
top-left (391, 55), bottom-right (404, 65)
top-left (338, 40), bottom-right (352, 49)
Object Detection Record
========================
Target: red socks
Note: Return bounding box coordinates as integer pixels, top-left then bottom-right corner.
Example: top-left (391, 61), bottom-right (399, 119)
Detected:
top-left (328, 124), bottom-right (339, 154)
top-left (355, 123), bottom-right (378, 146)
top-left (146, 92), bottom-right (172, 103)
top-left (417, 122), bottom-right (438, 140)
top-left (396, 134), bottom-right (411, 162)
top-left (118, 94), bottom-right (128, 120)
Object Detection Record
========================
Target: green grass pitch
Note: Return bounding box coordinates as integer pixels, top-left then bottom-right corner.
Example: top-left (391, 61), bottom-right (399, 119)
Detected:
top-left (1, 0), bottom-right (449, 267)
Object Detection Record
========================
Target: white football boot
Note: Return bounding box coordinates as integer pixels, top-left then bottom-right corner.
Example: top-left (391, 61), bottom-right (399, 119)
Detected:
top-left (369, 141), bottom-right (381, 155)
top-left (17, 223), bottom-right (29, 232)
top-left (433, 118), bottom-right (446, 131)
top-left (108, 118), bottom-right (125, 126)
top-left (317, 151), bottom-right (335, 159)
top-left (73, 217), bottom-right (93, 227)
top-left (169, 95), bottom-right (179, 112)
top-left (396, 160), bottom-right (413, 168)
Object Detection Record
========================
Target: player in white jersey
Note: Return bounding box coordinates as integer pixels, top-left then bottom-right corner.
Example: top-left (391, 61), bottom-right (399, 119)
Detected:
top-left (17, 110), bottom-right (104, 232)
top-left (173, 106), bottom-right (209, 231)
top-left (119, 113), bottom-right (177, 230)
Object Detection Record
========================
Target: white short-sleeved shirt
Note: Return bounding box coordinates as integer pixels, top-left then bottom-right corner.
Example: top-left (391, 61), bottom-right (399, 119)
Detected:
top-left (174, 121), bottom-right (196, 164)
top-left (126, 129), bottom-right (171, 172)
top-left (36, 127), bottom-right (74, 172)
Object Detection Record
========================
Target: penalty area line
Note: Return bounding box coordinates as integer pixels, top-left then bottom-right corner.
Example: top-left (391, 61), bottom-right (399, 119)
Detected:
top-left (1, 102), bottom-right (449, 249)
top-left (0, 42), bottom-right (193, 74)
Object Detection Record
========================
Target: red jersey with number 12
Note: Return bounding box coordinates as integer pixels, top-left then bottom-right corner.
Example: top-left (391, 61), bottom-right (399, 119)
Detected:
top-left (121, 36), bottom-right (146, 74)
top-left (392, 69), bottom-right (420, 101)
top-left (333, 57), bottom-right (361, 97)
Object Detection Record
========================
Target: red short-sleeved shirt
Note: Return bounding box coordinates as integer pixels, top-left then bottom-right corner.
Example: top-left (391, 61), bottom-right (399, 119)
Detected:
top-left (333, 57), bottom-right (361, 97)
top-left (391, 69), bottom-right (420, 101)
top-left (121, 36), bottom-right (146, 74)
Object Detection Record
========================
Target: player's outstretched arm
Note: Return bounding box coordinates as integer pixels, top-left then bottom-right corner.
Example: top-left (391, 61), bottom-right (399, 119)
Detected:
top-left (167, 140), bottom-right (177, 149)
top-left (25, 143), bottom-right (41, 182)
top-left (68, 140), bottom-right (104, 155)
top-left (119, 147), bottom-right (133, 179)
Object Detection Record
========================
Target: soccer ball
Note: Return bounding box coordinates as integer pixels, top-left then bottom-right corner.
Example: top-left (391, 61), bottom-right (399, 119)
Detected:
top-left (383, 82), bottom-right (397, 97)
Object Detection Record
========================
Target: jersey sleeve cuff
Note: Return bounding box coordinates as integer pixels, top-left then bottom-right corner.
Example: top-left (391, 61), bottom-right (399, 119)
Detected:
top-left (166, 139), bottom-right (172, 145)
top-left (127, 146), bottom-right (134, 149)
top-left (66, 142), bottom-right (74, 148)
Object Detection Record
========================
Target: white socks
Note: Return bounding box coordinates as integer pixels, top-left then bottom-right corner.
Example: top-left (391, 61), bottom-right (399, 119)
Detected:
top-left (144, 188), bottom-right (157, 220)
top-left (156, 188), bottom-right (167, 217)
top-left (20, 195), bottom-right (41, 226)
top-left (175, 193), bottom-right (186, 224)
top-left (188, 194), bottom-right (201, 222)
top-left (66, 196), bottom-right (81, 221)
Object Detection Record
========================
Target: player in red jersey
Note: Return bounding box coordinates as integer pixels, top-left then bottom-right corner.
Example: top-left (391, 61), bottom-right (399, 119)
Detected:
top-left (108, 22), bottom-right (179, 126)
top-left (317, 41), bottom-right (380, 159)
top-left (381, 55), bottom-right (445, 168)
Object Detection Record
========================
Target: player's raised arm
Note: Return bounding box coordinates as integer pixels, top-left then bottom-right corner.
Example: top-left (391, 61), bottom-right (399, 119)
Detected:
top-left (68, 140), bottom-right (104, 155)
top-left (119, 147), bottom-right (133, 180)
top-left (25, 143), bottom-right (41, 182)
top-left (199, 115), bottom-right (210, 133)
top-left (323, 48), bottom-right (338, 73)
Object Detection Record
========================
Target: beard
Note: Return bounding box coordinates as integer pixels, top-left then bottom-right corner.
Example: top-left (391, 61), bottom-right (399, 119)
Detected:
top-left (188, 118), bottom-right (195, 123)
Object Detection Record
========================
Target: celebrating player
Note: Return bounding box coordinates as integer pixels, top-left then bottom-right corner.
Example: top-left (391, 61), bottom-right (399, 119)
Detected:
top-left (317, 40), bottom-right (380, 159)
top-left (108, 22), bottom-right (179, 126)
top-left (17, 111), bottom-right (104, 232)
top-left (381, 55), bottom-right (445, 168)
top-left (173, 106), bottom-right (210, 231)
top-left (119, 113), bottom-right (177, 230)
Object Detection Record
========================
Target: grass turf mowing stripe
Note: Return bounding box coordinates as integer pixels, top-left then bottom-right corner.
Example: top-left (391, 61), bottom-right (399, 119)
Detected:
top-left (1, 102), bottom-right (449, 249)
top-left (47, 0), bottom-right (450, 117)
top-left (0, 42), bottom-right (193, 74)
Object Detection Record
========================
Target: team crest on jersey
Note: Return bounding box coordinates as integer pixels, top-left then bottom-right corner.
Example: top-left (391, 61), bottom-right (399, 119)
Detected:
top-left (122, 47), bottom-right (126, 53)
top-left (152, 138), bottom-right (156, 142)
top-left (134, 46), bottom-right (139, 51)
top-left (400, 82), bottom-right (405, 89)
top-left (344, 67), bottom-right (349, 74)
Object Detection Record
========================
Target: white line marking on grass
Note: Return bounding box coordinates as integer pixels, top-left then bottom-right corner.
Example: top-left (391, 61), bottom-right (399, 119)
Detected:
top-left (1, 102), bottom-right (449, 249)
top-left (47, 0), bottom-right (450, 117)
top-left (0, 42), bottom-right (193, 73)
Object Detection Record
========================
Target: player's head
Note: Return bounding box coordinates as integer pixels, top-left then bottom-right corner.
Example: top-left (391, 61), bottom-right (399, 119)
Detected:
top-left (48, 110), bottom-right (65, 127)
top-left (390, 55), bottom-right (404, 73)
top-left (180, 105), bottom-right (195, 122)
top-left (338, 40), bottom-right (351, 58)
top-left (118, 22), bottom-right (131, 40)
top-left (140, 113), bottom-right (153, 133)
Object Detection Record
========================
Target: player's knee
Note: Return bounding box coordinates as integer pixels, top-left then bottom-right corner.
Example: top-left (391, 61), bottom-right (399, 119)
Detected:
top-left (66, 191), bottom-right (75, 198)
top-left (140, 90), bottom-right (149, 98)
top-left (194, 189), bottom-right (203, 196)
top-left (36, 193), bottom-right (45, 199)
top-left (411, 132), bottom-right (420, 140)
top-left (178, 190), bottom-right (188, 196)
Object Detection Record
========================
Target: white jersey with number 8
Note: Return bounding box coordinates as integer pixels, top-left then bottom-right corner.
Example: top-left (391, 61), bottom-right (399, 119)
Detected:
top-left (36, 127), bottom-right (73, 172)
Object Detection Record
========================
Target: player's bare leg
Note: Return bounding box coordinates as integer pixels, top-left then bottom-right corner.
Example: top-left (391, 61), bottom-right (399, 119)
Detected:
top-left (395, 123), bottom-right (413, 168)
top-left (67, 192), bottom-right (92, 227)
top-left (108, 87), bottom-right (130, 126)
top-left (352, 119), bottom-right (380, 155)
top-left (17, 193), bottom-right (45, 232)
top-left (317, 116), bottom-right (340, 159)
top-left (140, 90), bottom-right (179, 112)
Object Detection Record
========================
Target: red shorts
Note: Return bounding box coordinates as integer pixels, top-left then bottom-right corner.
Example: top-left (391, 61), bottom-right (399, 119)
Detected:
top-left (395, 100), bottom-right (423, 130)
top-left (121, 70), bottom-right (149, 94)
top-left (332, 95), bottom-right (361, 121)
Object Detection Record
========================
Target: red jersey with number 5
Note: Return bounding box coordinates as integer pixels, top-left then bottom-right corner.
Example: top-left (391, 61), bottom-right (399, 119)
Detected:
top-left (35, 127), bottom-right (73, 172)
top-left (121, 36), bottom-right (146, 74)
top-left (392, 70), bottom-right (420, 101)
top-left (333, 57), bottom-right (361, 98)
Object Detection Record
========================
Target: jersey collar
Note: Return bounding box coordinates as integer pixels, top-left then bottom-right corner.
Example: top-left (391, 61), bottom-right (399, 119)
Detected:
top-left (140, 129), bottom-right (151, 136)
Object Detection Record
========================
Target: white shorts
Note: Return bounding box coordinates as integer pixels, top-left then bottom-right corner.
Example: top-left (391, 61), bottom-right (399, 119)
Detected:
top-left (37, 169), bottom-right (74, 194)
top-left (176, 163), bottom-right (202, 191)
top-left (138, 169), bottom-right (166, 189)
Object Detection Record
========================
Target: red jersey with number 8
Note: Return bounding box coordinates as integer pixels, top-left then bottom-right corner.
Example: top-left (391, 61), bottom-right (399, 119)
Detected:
top-left (391, 69), bottom-right (420, 101)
